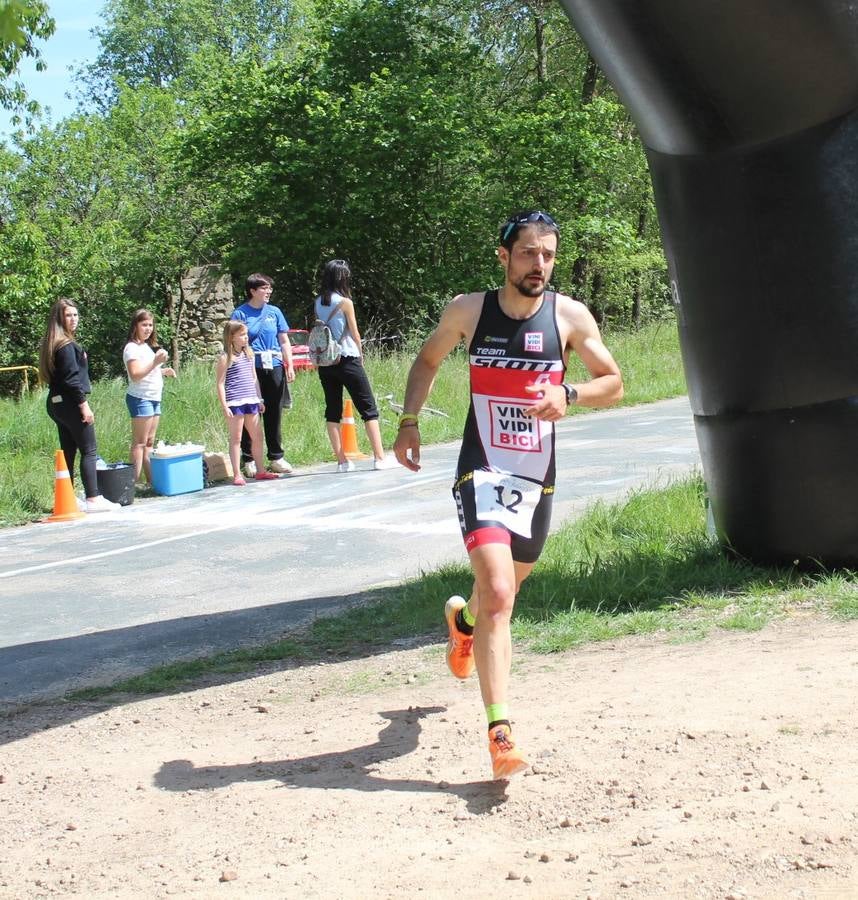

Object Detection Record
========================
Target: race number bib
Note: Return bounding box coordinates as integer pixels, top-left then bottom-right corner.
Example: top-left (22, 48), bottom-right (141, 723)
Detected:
top-left (473, 470), bottom-right (543, 539)
top-left (259, 350), bottom-right (274, 370)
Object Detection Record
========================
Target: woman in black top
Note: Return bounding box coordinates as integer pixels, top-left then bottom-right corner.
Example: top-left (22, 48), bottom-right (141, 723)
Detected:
top-left (38, 298), bottom-right (118, 513)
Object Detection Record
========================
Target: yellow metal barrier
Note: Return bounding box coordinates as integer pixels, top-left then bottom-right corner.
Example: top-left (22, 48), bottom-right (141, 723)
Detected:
top-left (0, 365), bottom-right (41, 392)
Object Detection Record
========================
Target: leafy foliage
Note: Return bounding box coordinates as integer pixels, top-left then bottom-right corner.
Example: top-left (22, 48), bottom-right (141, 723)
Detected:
top-left (1, 86), bottom-right (217, 375)
top-left (0, 0), bottom-right (670, 383)
top-left (0, 0), bottom-right (55, 127)
top-left (84, 0), bottom-right (313, 98)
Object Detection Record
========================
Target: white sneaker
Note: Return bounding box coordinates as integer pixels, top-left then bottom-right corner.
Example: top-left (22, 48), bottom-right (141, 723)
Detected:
top-left (336, 460), bottom-right (356, 473)
top-left (86, 495), bottom-right (120, 513)
top-left (269, 458), bottom-right (293, 474)
top-left (76, 495), bottom-right (87, 512)
top-left (242, 460), bottom-right (257, 478)
top-left (373, 456), bottom-right (400, 471)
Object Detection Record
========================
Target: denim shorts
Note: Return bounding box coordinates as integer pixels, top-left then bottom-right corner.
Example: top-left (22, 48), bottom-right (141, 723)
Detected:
top-left (126, 394), bottom-right (162, 417)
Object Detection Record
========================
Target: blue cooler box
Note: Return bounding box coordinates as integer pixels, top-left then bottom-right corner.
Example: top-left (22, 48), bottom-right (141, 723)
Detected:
top-left (151, 447), bottom-right (204, 496)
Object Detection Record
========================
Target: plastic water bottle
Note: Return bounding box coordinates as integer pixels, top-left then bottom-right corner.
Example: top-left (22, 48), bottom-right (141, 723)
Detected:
top-left (704, 487), bottom-right (717, 540)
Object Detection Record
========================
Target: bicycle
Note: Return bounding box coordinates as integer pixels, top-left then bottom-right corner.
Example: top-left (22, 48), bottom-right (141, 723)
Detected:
top-left (382, 393), bottom-right (449, 418)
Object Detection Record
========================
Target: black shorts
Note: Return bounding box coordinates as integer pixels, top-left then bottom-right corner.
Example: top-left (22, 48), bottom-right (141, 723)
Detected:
top-left (318, 356), bottom-right (379, 423)
top-left (452, 469), bottom-right (554, 564)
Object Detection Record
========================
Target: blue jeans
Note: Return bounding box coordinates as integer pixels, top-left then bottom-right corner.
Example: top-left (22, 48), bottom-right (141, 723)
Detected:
top-left (125, 394), bottom-right (162, 417)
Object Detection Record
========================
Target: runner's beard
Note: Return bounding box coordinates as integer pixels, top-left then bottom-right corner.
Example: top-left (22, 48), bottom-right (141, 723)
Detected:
top-left (512, 273), bottom-right (546, 298)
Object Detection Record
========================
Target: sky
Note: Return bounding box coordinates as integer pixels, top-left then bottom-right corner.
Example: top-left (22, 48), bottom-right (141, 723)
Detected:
top-left (0, 0), bottom-right (104, 139)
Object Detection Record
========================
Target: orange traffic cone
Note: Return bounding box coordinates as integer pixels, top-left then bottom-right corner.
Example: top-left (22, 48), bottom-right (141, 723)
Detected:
top-left (341, 398), bottom-right (370, 460)
top-left (46, 449), bottom-right (86, 522)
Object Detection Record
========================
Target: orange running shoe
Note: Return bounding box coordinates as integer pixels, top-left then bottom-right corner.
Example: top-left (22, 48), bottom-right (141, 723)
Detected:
top-left (444, 596), bottom-right (474, 679)
top-left (488, 724), bottom-right (529, 780)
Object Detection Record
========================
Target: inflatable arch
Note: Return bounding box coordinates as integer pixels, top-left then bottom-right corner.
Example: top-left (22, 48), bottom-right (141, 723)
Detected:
top-left (558, 0), bottom-right (858, 566)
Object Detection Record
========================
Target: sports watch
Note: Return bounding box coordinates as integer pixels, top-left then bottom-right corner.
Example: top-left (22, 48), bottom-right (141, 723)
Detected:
top-left (562, 383), bottom-right (578, 405)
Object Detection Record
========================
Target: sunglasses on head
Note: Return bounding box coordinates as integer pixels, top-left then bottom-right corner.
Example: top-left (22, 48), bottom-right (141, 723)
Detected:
top-left (501, 211), bottom-right (557, 243)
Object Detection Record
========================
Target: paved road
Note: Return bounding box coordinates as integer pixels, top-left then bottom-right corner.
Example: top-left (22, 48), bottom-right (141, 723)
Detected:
top-left (0, 397), bottom-right (699, 705)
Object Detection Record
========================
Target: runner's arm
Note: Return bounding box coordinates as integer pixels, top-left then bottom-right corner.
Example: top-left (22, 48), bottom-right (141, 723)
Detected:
top-left (401, 294), bottom-right (476, 415)
top-left (569, 305), bottom-right (624, 408)
top-left (394, 294), bottom-right (477, 471)
top-left (526, 298), bottom-right (623, 419)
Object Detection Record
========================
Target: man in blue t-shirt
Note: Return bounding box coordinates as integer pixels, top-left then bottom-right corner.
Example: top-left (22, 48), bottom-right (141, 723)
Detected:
top-left (230, 272), bottom-right (296, 475)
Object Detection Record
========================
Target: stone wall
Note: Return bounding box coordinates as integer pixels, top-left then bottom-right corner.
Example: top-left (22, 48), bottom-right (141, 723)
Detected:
top-left (174, 264), bottom-right (234, 361)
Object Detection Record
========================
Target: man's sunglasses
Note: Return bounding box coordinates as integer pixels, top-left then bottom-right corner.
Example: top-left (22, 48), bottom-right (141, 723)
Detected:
top-left (501, 211), bottom-right (557, 242)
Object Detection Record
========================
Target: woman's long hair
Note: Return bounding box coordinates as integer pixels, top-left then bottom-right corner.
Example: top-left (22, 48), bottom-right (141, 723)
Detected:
top-left (127, 308), bottom-right (159, 347)
top-left (320, 259), bottom-right (352, 306)
top-left (222, 320), bottom-right (253, 367)
top-left (38, 298), bottom-right (78, 383)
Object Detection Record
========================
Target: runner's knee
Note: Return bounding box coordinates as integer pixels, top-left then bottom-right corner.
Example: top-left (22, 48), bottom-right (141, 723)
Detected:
top-left (476, 575), bottom-right (516, 621)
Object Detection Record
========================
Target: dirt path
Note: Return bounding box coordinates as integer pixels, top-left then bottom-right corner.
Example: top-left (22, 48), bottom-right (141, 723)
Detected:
top-left (1, 616), bottom-right (857, 899)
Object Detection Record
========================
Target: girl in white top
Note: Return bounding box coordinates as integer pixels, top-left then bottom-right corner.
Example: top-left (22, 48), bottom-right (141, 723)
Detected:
top-left (314, 259), bottom-right (398, 472)
top-left (123, 309), bottom-right (176, 483)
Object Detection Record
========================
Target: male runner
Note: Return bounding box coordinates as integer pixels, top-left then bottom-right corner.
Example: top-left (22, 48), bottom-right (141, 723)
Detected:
top-left (393, 211), bottom-right (623, 779)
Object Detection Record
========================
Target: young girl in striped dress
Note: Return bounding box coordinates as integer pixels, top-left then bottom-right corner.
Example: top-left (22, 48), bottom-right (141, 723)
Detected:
top-left (216, 321), bottom-right (280, 486)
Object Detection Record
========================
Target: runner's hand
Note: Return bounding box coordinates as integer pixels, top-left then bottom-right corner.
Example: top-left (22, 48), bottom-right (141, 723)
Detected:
top-left (523, 383), bottom-right (566, 421)
top-left (393, 425), bottom-right (421, 472)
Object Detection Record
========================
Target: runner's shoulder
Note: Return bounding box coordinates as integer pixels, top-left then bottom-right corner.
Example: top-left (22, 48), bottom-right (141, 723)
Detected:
top-left (450, 290), bottom-right (487, 308)
top-left (554, 292), bottom-right (599, 328)
top-left (443, 291), bottom-right (485, 324)
top-left (552, 290), bottom-right (587, 313)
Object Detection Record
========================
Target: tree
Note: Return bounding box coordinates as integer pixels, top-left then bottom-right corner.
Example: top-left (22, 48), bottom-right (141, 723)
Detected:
top-left (0, 0), bottom-right (670, 386)
top-left (83, 0), bottom-right (315, 104)
top-left (176, 0), bottom-right (505, 332)
top-left (0, 0), bottom-right (55, 127)
top-left (1, 85), bottom-right (217, 376)
top-left (0, 142), bottom-right (56, 371)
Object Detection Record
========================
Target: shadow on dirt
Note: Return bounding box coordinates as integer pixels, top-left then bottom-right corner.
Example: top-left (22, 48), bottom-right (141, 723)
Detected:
top-left (155, 706), bottom-right (509, 815)
top-left (0, 533), bottom-right (786, 749)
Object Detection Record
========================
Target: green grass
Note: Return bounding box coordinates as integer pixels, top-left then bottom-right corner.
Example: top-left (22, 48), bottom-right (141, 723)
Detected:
top-left (0, 321), bottom-right (685, 525)
top-left (576, 320), bottom-right (686, 406)
top-left (819, 572), bottom-right (858, 620)
top-left (9, 319), bottom-right (855, 703)
top-left (67, 474), bottom-right (858, 701)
